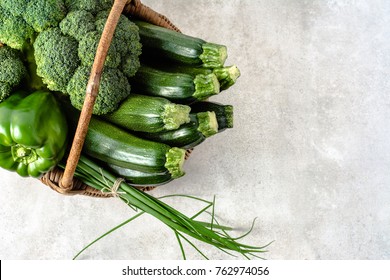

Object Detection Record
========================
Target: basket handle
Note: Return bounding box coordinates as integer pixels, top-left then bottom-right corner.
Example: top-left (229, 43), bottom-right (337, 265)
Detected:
top-left (60, 0), bottom-right (129, 190)
top-left (124, 0), bottom-right (181, 32)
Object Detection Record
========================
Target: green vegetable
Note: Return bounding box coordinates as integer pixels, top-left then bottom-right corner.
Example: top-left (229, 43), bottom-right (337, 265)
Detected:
top-left (66, 113), bottom-right (186, 178)
top-left (34, 10), bottom-right (141, 115)
top-left (33, 28), bottom-right (80, 93)
top-left (103, 94), bottom-right (191, 133)
top-left (59, 155), bottom-right (268, 260)
top-left (136, 112), bottom-right (218, 149)
top-left (24, 0), bottom-right (67, 33)
top-left (190, 101), bottom-right (233, 132)
top-left (66, 65), bottom-right (130, 115)
top-left (131, 65), bottom-right (220, 104)
top-left (213, 66), bottom-right (241, 90)
top-left (143, 61), bottom-right (241, 91)
top-left (1, 0), bottom-right (266, 260)
top-left (0, 90), bottom-right (68, 178)
top-left (0, 1), bottom-right (117, 49)
top-left (197, 111), bottom-right (219, 137)
top-left (0, 0), bottom-right (142, 115)
top-left (135, 20), bottom-right (227, 68)
top-left (0, 0), bottom-right (66, 50)
top-left (0, 46), bottom-right (27, 102)
top-left (65, 0), bottom-right (114, 15)
top-left (107, 163), bottom-right (173, 186)
top-left (0, 7), bottom-right (34, 50)
top-left (23, 44), bottom-right (48, 91)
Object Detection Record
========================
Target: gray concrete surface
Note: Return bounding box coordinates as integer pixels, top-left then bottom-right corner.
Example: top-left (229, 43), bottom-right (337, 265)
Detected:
top-left (1, 0), bottom-right (390, 260)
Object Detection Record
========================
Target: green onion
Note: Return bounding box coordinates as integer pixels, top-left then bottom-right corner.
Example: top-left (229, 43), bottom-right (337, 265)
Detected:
top-left (59, 155), bottom-right (269, 259)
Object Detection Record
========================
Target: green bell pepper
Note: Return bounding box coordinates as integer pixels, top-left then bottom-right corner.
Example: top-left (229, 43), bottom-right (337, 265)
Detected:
top-left (0, 90), bottom-right (68, 178)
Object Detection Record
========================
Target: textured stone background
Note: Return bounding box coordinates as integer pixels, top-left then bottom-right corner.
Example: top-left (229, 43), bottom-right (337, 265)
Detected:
top-left (1, 0), bottom-right (390, 259)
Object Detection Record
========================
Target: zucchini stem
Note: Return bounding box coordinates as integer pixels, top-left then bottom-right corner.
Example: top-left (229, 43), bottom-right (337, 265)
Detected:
top-left (199, 42), bottom-right (228, 68)
top-left (196, 112), bottom-right (219, 137)
top-left (213, 65), bottom-right (241, 90)
top-left (162, 103), bottom-right (191, 130)
top-left (164, 147), bottom-right (186, 178)
top-left (193, 73), bottom-right (220, 100)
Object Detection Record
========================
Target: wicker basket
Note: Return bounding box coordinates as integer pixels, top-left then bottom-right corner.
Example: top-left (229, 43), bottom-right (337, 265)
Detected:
top-left (1, 0), bottom-right (190, 198)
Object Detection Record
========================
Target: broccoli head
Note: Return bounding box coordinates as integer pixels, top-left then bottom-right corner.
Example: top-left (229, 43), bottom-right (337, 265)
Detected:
top-left (33, 8), bottom-right (142, 115)
top-left (78, 31), bottom-right (121, 68)
top-left (96, 11), bottom-right (142, 57)
top-left (95, 11), bottom-right (142, 77)
top-left (0, 0), bottom-right (67, 49)
top-left (0, 46), bottom-right (27, 102)
top-left (34, 28), bottom-right (80, 92)
top-left (0, 7), bottom-right (35, 50)
top-left (65, 0), bottom-right (114, 15)
top-left (1, 0), bottom-right (142, 114)
top-left (24, 0), bottom-right (67, 33)
top-left (67, 66), bottom-right (130, 115)
top-left (59, 10), bottom-right (96, 41)
top-left (0, 0), bottom-right (29, 17)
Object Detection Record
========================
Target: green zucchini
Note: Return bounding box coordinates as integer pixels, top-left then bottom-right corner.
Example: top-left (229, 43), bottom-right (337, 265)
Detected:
top-left (130, 65), bottom-right (220, 103)
top-left (136, 112), bottom-right (218, 149)
top-left (103, 94), bottom-right (191, 133)
top-left (143, 60), bottom-right (241, 90)
top-left (190, 101), bottom-right (233, 132)
top-left (134, 20), bottom-right (227, 68)
top-left (107, 163), bottom-right (173, 186)
top-left (67, 111), bottom-right (186, 178)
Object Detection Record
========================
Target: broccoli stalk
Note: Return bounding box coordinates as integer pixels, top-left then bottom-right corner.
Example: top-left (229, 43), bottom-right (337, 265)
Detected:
top-left (22, 44), bottom-right (47, 91)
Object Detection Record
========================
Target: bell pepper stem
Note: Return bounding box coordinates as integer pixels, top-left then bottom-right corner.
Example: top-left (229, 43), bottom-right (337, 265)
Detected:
top-left (11, 144), bottom-right (38, 165)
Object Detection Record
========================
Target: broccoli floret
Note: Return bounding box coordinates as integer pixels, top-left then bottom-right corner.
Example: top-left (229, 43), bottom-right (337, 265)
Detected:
top-left (2, 1), bottom-right (142, 113)
top-left (95, 11), bottom-right (142, 57)
top-left (1, 0), bottom-right (139, 114)
top-left (94, 9), bottom-right (110, 21)
top-left (24, 0), bottom-right (67, 33)
top-left (0, 7), bottom-right (35, 50)
top-left (59, 10), bottom-right (96, 41)
top-left (0, 46), bottom-right (27, 102)
top-left (78, 31), bottom-right (121, 68)
top-left (67, 66), bottom-right (130, 115)
top-left (120, 54), bottom-right (141, 78)
top-left (0, 47), bottom-right (26, 85)
top-left (0, 0), bottom-right (29, 17)
top-left (0, 0), bottom-right (67, 49)
top-left (34, 28), bottom-right (80, 92)
top-left (65, 0), bottom-right (114, 15)
top-left (95, 12), bottom-right (142, 77)
top-left (32, 8), bottom-right (141, 114)
top-left (0, 84), bottom-right (12, 101)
